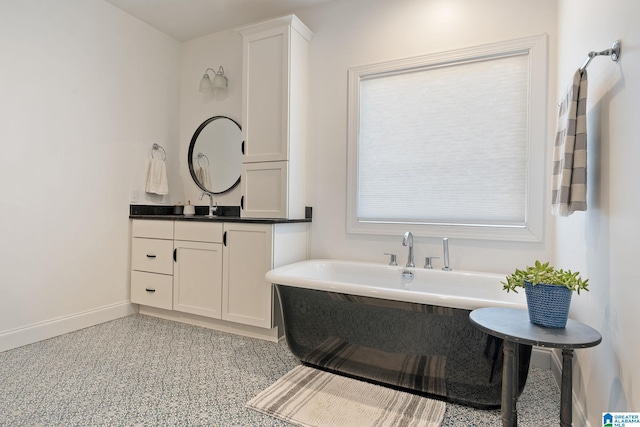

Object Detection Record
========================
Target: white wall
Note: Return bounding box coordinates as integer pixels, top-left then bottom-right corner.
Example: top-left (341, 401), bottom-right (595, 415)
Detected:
top-left (179, 29), bottom-right (244, 207)
top-left (293, 0), bottom-right (558, 273)
top-left (179, 0), bottom-right (558, 273)
top-left (556, 0), bottom-right (640, 422)
top-left (0, 0), bottom-right (180, 350)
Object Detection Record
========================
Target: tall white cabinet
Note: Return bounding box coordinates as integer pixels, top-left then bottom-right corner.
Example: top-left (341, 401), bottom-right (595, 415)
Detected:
top-left (237, 15), bottom-right (312, 219)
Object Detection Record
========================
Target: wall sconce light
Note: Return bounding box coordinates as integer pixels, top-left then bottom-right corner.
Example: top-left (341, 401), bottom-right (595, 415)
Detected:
top-left (199, 66), bottom-right (228, 95)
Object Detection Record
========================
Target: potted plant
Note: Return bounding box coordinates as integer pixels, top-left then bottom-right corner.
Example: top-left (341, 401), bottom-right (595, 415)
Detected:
top-left (502, 261), bottom-right (589, 328)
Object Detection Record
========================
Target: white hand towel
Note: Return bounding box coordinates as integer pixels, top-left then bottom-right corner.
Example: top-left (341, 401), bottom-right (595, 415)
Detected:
top-left (196, 165), bottom-right (211, 190)
top-left (552, 69), bottom-right (588, 216)
top-left (145, 158), bottom-right (169, 195)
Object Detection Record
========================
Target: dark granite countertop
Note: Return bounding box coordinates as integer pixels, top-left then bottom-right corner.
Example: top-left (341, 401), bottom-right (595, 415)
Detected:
top-left (129, 205), bottom-right (312, 224)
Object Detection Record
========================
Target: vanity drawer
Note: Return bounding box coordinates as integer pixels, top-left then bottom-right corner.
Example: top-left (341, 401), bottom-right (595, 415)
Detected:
top-left (131, 271), bottom-right (173, 310)
top-left (132, 219), bottom-right (174, 239)
top-left (174, 221), bottom-right (223, 243)
top-left (131, 238), bottom-right (174, 274)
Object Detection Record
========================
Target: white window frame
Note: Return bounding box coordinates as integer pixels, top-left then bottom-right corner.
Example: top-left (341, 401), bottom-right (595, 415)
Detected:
top-left (346, 35), bottom-right (548, 242)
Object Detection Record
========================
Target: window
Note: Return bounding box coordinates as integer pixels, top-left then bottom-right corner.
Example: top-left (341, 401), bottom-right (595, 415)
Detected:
top-left (347, 35), bottom-right (548, 241)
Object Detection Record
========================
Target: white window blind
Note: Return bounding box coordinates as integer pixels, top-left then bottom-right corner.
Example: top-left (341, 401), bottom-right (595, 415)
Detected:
top-left (358, 54), bottom-right (529, 225)
top-left (347, 35), bottom-right (548, 241)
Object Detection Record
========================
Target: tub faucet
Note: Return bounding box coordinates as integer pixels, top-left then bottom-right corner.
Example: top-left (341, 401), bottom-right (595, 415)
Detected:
top-left (402, 231), bottom-right (415, 268)
top-left (199, 191), bottom-right (218, 217)
top-left (442, 237), bottom-right (452, 271)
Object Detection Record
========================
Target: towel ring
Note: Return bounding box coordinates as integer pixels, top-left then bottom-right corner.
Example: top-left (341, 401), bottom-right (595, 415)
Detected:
top-left (197, 152), bottom-right (210, 168)
top-left (150, 143), bottom-right (166, 161)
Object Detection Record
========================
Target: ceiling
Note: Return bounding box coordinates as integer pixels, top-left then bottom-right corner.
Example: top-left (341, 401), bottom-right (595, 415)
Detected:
top-left (104, 0), bottom-right (334, 42)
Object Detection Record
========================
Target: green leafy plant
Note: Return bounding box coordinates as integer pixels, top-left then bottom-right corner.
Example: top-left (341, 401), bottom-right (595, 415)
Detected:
top-left (502, 260), bottom-right (589, 294)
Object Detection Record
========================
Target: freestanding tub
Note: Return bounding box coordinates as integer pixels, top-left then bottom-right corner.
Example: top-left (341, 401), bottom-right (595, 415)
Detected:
top-left (266, 259), bottom-right (532, 408)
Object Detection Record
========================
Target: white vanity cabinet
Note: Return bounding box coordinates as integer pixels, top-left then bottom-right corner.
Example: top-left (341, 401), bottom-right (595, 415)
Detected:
top-left (130, 218), bottom-right (308, 340)
top-left (222, 222), bottom-right (308, 328)
top-left (130, 220), bottom-right (174, 310)
top-left (237, 15), bottom-right (312, 219)
top-left (173, 222), bottom-right (224, 319)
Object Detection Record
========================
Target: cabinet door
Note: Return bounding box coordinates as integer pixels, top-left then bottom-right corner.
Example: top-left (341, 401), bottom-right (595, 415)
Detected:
top-left (173, 240), bottom-right (223, 319)
top-left (241, 161), bottom-right (288, 218)
top-left (242, 26), bottom-right (289, 163)
top-left (222, 223), bottom-right (273, 328)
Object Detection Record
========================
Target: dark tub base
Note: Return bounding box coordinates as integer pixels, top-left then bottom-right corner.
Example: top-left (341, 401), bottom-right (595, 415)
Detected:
top-left (275, 285), bottom-right (532, 408)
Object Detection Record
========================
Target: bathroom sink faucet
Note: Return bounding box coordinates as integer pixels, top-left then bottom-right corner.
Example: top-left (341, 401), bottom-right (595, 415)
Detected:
top-left (402, 231), bottom-right (415, 268)
top-left (199, 192), bottom-right (218, 217)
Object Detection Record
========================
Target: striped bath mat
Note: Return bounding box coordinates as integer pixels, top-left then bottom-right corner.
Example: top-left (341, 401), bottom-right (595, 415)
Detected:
top-left (247, 365), bottom-right (446, 427)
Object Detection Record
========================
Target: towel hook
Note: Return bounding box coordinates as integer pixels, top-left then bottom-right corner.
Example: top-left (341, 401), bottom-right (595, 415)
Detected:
top-left (150, 143), bottom-right (166, 161)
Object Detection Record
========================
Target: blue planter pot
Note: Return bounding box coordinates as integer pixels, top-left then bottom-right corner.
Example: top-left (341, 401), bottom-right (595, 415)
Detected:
top-left (524, 282), bottom-right (572, 328)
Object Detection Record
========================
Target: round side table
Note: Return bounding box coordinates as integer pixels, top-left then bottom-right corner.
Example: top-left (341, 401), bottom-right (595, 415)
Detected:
top-left (469, 307), bottom-right (601, 427)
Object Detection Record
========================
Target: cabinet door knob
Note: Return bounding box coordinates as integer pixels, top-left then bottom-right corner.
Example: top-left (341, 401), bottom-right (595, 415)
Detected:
top-left (223, 231), bottom-right (227, 246)
top-left (173, 248), bottom-right (177, 262)
top-left (145, 288), bottom-right (156, 293)
top-left (240, 196), bottom-right (244, 210)
top-left (241, 141), bottom-right (245, 155)
top-left (146, 254), bottom-right (156, 259)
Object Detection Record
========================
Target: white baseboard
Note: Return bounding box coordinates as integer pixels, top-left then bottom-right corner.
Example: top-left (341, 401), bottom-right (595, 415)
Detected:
top-left (0, 301), bottom-right (137, 353)
top-left (549, 349), bottom-right (590, 427)
top-left (138, 306), bottom-right (281, 342)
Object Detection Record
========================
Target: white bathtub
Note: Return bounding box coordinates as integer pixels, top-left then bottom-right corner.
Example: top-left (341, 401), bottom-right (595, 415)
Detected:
top-left (268, 258), bottom-right (532, 407)
top-left (266, 259), bottom-right (526, 311)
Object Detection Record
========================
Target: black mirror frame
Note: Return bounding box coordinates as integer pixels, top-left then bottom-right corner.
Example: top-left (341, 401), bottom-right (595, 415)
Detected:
top-left (187, 116), bottom-right (242, 194)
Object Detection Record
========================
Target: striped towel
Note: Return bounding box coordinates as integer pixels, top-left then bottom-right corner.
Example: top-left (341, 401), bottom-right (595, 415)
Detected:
top-left (552, 69), bottom-right (588, 216)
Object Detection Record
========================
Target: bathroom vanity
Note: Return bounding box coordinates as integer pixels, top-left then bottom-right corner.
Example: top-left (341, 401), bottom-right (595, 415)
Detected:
top-left (129, 212), bottom-right (309, 341)
top-left (134, 14), bottom-right (313, 341)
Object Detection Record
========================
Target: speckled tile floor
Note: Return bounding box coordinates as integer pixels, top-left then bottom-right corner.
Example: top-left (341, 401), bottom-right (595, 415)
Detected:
top-left (0, 314), bottom-right (561, 426)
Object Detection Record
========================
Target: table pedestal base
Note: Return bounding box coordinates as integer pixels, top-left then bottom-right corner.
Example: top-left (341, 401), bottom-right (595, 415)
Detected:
top-left (501, 345), bottom-right (576, 427)
top-left (501, 341), bottom-right (519, 427)
top-left (560, 349), bottom-right (574, 427)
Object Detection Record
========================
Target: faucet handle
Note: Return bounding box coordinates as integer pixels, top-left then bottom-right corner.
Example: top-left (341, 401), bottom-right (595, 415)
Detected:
top-left (384, 253), bottom-right (397, 266)
top-left (424, 256), bottom-right (440, 269)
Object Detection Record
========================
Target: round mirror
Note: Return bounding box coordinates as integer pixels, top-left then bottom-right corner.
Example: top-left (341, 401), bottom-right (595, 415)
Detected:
top-left (188, 116), bottom-right (242, 194)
